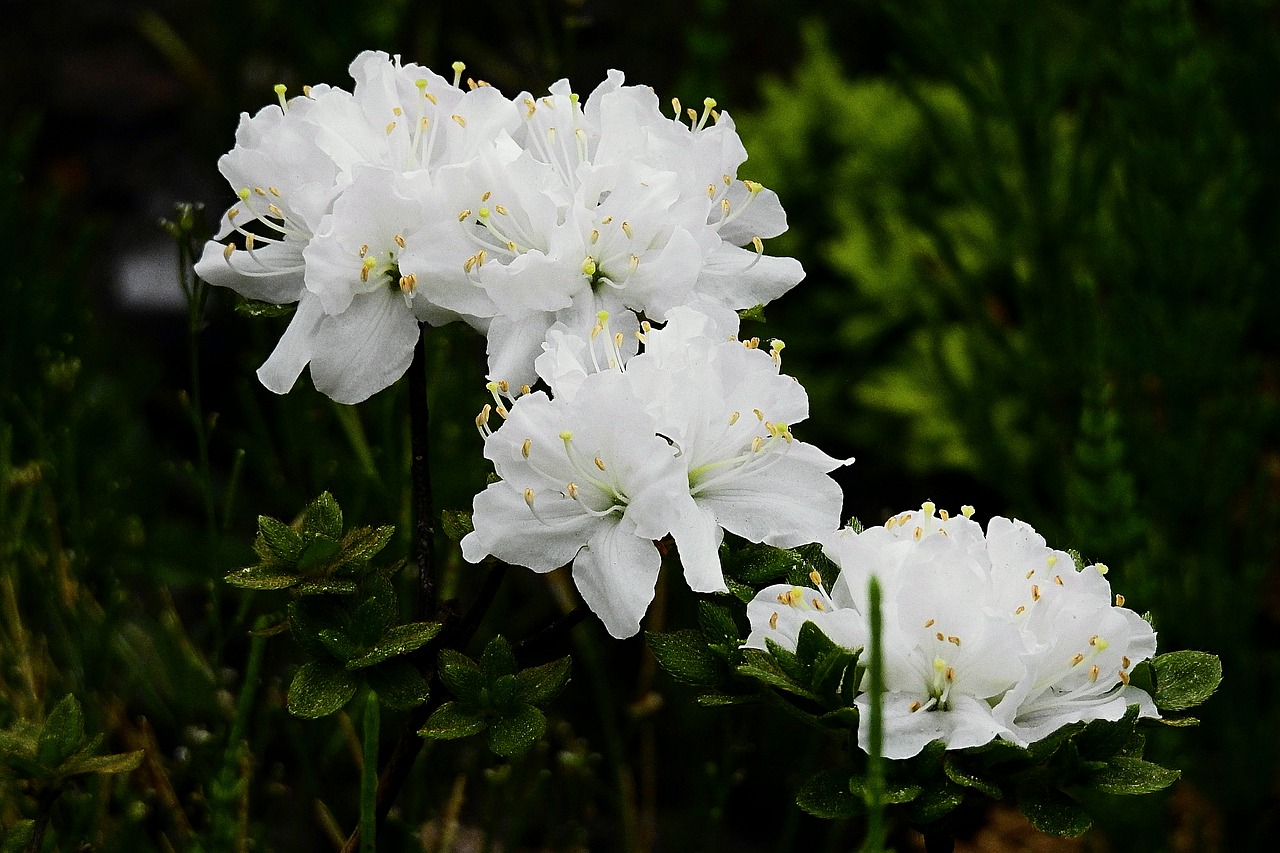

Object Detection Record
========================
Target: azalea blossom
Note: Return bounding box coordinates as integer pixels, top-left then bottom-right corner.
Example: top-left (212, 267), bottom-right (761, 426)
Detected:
top-left (744, 503), bottom-right (1159, 758)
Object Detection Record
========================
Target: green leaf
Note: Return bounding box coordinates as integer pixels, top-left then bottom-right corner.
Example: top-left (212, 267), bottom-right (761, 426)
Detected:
top-left (1152, 651), bottom-right (1222, 712)
top-left (366, 660), bottom-right (430, 710)
top-left (294, 578), bottom-right (359, 596)
top-left (487, 704), bottom-right (546, 757)
top-left (737, 303), bottom-right (767, 323)
top-left (224, 564), bottom-right (300, 591)
top-left (438, 649), bottom-right (486, 704)
top-left (257, 515), bottom-right (302, 561)
top-left (765, 638), bottom-right (809, 685)
top-left (37, 695), bottom-right (85, 769)
top-left (1, 820), bottom-right (34, 853)
top-left (234, 297), bottom-right (295, 318)
top-left (60, 749), bottom-right (145, 778)
top-left (480, 635), bottom-right (518, 679)
top-left (1017, 782), bottom-right (1091, 837)
top-left (1075, 704), bottom-right (1140, 761)
top-left (287, 659), bottom-right (358, 719)
top-left (340, 525), bottom-right (396, 563)
top-left (943, 757), bottom-right (1001, 800)
top-left (794, 620), bottom-right (839, 667)
top-left (909, 780), bottom-right (965, 824)
top-left (736, 648), bottom-right (820, 701)
top-left (349, 578), bottom-right (398, 647)
top-left (1027, 721), bottom-right (1086, 763)
top-left (348, 621), bottom-right (443, 669)
top-left (727, 543), bottom-right (800, 584)
top-left (696, 601), bottom-right (739, 647)
top-left (850, 777), bottom-right (921, 804)
top-left (418, 702), bottom-right (487, 740)
top-left (289, 598), bottom-right (349, 657)
top-left (812, 647), bottom-right (859, 702)
top-left (696, 691), bottom-right (759, 707)
top-left (1085, 756), bottom-right (1180, 795)
top-left (302, 492), bottom-right (343, 541)
top-left (796, 769), bottom-right (863, 819)
top-left (647, 630), bottom-right (721, 686)
top-left (296, 536), bottom-right (342, 572)
top-left (490, 674), bottom-right (519, 712)
top-left (440, 510), bottom-right (474, 542)
top-left (514, 656), bottom-right (572, 707)
top-left (819, 707), bottom-right (860, 728)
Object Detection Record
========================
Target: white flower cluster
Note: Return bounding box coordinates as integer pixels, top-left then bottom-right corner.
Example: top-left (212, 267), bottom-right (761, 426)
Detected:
top-left (461, 307), bottom-right (850, 638)
top-left (745, 503), bottom-right (1159, 758)
top-left (195, 52), bottom-right (802, 404)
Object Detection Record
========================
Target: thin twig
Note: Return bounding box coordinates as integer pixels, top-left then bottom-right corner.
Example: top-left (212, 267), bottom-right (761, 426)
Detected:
top-left (409, 325), bottom-right (437, 619)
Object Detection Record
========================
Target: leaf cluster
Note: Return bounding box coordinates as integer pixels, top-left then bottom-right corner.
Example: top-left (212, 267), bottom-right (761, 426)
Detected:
top-left (418, 636), bottom-right (571, 758)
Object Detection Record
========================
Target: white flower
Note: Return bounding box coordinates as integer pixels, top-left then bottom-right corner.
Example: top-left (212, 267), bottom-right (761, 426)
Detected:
top-left (460, 370), bottom-right (701, 639)
top-left (742, 503), bottom-right (1160, 759)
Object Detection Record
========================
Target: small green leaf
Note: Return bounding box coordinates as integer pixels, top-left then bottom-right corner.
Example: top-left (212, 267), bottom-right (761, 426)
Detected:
top-left (943, 757), bottom-right (1001, 800)
top-left (349, 578), bottom-right (398, 647)
top-left (1085, 756), bottom-right (1180, 795)
top-left (224, 564), bottom-right (300, 590)
top-left (366, 660), bottom-right (430, 710)
top-left (514, 657), bottom-right (572, 707)
top-left (647, 630), bottom-right (721, 686)
top-left (480, 635), bottom-right (518, 679)
top-left (490, 674), bottom-right (519, 712)
top-left (1152, 651), bottom-right (1222, 712)
top-left (796, 769), bottom-right (863, 819)
top-left (1017, 782), bottom-right (1091, 837)
top-left (1075, 705), bottom-right (1140, 761)
top-left (296, 537), bottom-right (342, 572)
top-left (736, 648), bottom-right (820, 701)
top-left (302, 492), bottom-right (343, 541)
top-left (765, 638), bottom-right (809, 685)
top-left (419, 702), bottom-right (487, 740)
top-left (696, 601), bottom-right (739, 647)
top-left (488, 704), bottom-right (546, 757)
top-left (727, 543), bottom-right (799, 584)
top-left (908, 780), bottom-right (965, 824)
top-left (60, 749), bottom-right (145, 778)
top-left (37, 695), bottom-right (84, 769)
top-left (294, 578), bottom-right (360, 596)
top-left (440, 510), bottom-right (474, 541)
top-left (340, 525), bottom-right (396, 563)
top-left (819, 707), bottom-right (860, 728)
top-left (696, 691), bottom-right (759, 707)
top-left (438, 649), bottom-right (486, 704)
top-left (287, 659), bottom-right (358, 718)
top-left (234, 297), bottom-right (295, 318)
top-left (348, 621), bottom-right (443, 669)
top-left (794, 620), bottom-right (839, 668)
top-left (737, 303), bottom-right (767, 323)
top-left (257, 515), bottom-right (302, 561)
top-left (850, 777), bottom-right (921, 804)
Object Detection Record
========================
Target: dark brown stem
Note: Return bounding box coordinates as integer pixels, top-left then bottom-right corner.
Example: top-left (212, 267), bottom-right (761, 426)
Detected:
top-left (408, 326), bottom-right (436, 619)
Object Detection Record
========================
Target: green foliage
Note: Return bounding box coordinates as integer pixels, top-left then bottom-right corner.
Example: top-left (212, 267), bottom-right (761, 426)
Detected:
top-left (1150, 650), bottom-right (1222, 713)
top-left (419, 636), bottom-right (571, 759)
top-left (0, 695), bottom-right (143, 788)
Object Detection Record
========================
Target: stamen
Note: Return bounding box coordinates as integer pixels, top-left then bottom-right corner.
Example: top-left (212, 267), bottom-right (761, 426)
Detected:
top-left (274, 83), bottom-right (288, 111)
top-left (809, 570), bottom-right (822, 587)
top-left (947, 636), bottom-right (961, 647)
top-left (1119, 670), bottom-right (1130, 685)
top-left (923, 618), bottom-right (935, 628)
top-left (394, 234), bottom-right (406, 248)
top-left (522, 439), bottom-right (532, 458)
top-left (1089, 665), bottom-right (1100, 682)
top-left (1115, 593), bottom-right (1126, 607)
top-left (769, 612), bottom-right (779, 630)
top-left (1070, 653), bottom-right (1085, 666)
top-left (452, 61), bottom-right (466, 88)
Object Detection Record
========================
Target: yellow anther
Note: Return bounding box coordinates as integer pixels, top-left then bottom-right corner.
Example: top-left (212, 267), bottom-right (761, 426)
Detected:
top-left (507, 242), bottom-right (517, 252)
top-left (1070, 653), bottom-right (1085, 666)
top-left (770, 612), bottom-right (779, 630)
top-left (594, 456), bottom-right (607, 471)
top-left (1119, 670), bottom-right (1131, 685)
top-left (399, 274), bottom-right (417, 294)
top-left (475, 249), bottom-right (486, 267)
top-left (723, 174), bottom-right (732, 185)
top-left (524, 97), bottom-right (537, 117)
top-left (909, 701), bottom-right (923, 713)
top-left (1014, 605), bottom-right (1026, 615)
top-left (424, 92), bottom-right (438, 104)
top-left (628, 255), bottom-right (639, 272)
top-left (463, 256), bottom-right (476, 274)
top-left (923, 618), bottom-right (935, 628)
top-left (567, 482), bottom-right (579, 499)
top-left (752, 236), bottom-right (764, 254)
top-left (671, 97), bottom-right (682, 117)
top-left (935, 632), bottom-right (945, 642)
top-left (1115, 593), bottom-right (1126, 607)
top-left (476, 404), bottom-right (491, 426)
top-left (385, 121), bottom-right (397, 134)
top-left (253, 186), bottom-right (266, 196)
top-left (392, 106), bottom-right (403, 116)
top-left (524, 488), bottom-right (535, 508)
top-left (522, 439), bottom-right (531, 458)
top-left (809, 570), bottom-right (822, 587)
top-left (520, 385), bottom-right (531, 396)
top-left (753, 408), bottom-right (764, 421)
top-left (452, 115), bottom-right (466, 128)
top-left (498, 381), bottom-right (509, 393)
top-left (222, 243), bottom-right (234, 259)
top-left (687, 108), bottom-right (698, 122)
top-left (751, 437), bottom-right (763, 452)
top-left (394, 234), bottom-right (406, 248)
top-left (466, 78), bottom-right (477, 90)
top-left (244, 233), bottom-right (255, 250)
top-left (1026, 570), bottom-right (1035, 579)
top-left (913, 527), bottom-right (923, 541)
top-left (1031, 585), bottom-right (1041, 600)
top-left (621, 221), bottom-right (634, 238)
top-left (948, 636), bottom-right (961, 647)
top-left (939, 509), bottom-right (950, 521)
top-left (1089, 665), bottom-right (1100, 682)
top-left (268, 204), bottom-right (284, 218)
top-left (721, 198), bottom-right (731, 215)
top-left (495, 405), bottom-right (507, 418)
top-left (590, 229), bottom-right (600, 244)
top-left (495, 205), bottom-right (509, 215)
top-left (302, 85), bottom-right (312, 97)
top-left (1122, 656), bottom-right (1131, 669)
top-left (458, 209), bottom-right (472, 222)
top-left (1053, 575), bottom-right (1064, 586)
top-left (227, 208), bottom-right (240, 221)
top-left (728, 411), bottom-right (740, 426)
top-left (811, 598), bottom-right (825, 611)
top-left (945, 666), bottom-right (956, 682)
top-left (961, 505), bottom-right (975, 518)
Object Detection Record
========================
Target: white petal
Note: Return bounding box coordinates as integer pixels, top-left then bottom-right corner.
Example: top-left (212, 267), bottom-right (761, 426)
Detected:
top-left (461, 480), bottom-right (598, 571)
top-left (195, 239), bottom-right (306, 304)
top-left (256, 292), bottom-right (324, 394)
top-left (695, 455), bottom-right (844, 549)
top-left (309, 289), bottom-right (421, 404)
top-left (571, 517), bottom-right (663, 639)
top-left (666, 497), bottom-right (726, 593)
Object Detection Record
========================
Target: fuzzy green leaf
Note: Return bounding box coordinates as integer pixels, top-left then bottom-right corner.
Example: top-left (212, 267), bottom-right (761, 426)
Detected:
top-left (1085, 756), bottom-right (1180, 795)
top-left (909, 780), bottom-right (966, 824)
top-left (943, 757), bottom-right (1002, 800)
top-left (487, 704), bottom-right (546, 757)
top-left (438, 649), bottom-right (486, 704)
top-left (366, 660), bottom-right (430, 710)
top-left (348, 621), bottom-right (443, 669)
top-left (287, 659), bottom-right (358, 718)
top-left (60, 749), bottom-right (145, 778)
top-left (1152, 651), bottom-right (1222, 712)
top-left (736, 648), bottom-right (820, 700)
top-left (224, 564), bottom-right (300, 590)
top-left (257, 515), bottom-right (302, 561)
top-left (302, 492), bottom-right (343, 540)
top-left (796, 769), bottom-right (863, 819)
top-left (765, 638), bottom-right (809, 685)
top-left (794, 620), bottom-right (839, 667)
top-left (647, 630), bottom-right (721, 686)
top-left (514, 656), bottom-right (572, 707)
top-left (727, 543), bottom-right (800, 584)
top-left (37, 695), bottom-right (84, 769)
top-left (1017, 782), bottom-right (1091, 837)
top-left (349, 578), bottom-right (398, 648)
top-left (1, 820), bottom-right (34, 853)
top-left (340, 525), bottom-right (395, 563)
top-left (234, 297), bottom-right (294, 318)
top-left (418, 702), bottom-right (487, 740)
top-left (696, 601), bottom-right (740, 647)
top-left (294, 578), bottom-right (359, 596)
top-left (480, 635), bottom-right (518, 679)
top-left (490, 674), bottom-right (519, 712)
top-left (296, 536), bottom-right (342, 572)
top-left (737, 303), bottom-right (767, 323)
top-left (1075, 704), bottom-right (1141, 761)
top-left (440, 510), bottom-right (474, 542)
top-left (850, 777), bottom-right (921, 804)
